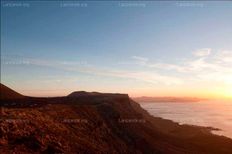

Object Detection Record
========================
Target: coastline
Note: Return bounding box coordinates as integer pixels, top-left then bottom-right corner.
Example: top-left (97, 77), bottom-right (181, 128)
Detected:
top-left (138, 101), bottom-right (232, 140)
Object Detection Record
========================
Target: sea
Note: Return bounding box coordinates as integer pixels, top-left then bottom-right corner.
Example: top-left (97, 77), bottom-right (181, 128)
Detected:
top-left (140, 100), bottom-right (232, 139)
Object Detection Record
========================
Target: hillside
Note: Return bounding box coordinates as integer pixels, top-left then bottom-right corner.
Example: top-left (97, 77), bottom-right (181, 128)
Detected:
top-left (0, 83), bottom-right (24, 100)
top-left (1, 83), bottom-right (232, 153)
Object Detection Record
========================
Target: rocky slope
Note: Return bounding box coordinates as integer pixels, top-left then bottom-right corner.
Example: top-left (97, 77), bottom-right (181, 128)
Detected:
top-left (1, 83), bottom-right (232, 154)
top-left (0, 83), bottom-right (24, 100)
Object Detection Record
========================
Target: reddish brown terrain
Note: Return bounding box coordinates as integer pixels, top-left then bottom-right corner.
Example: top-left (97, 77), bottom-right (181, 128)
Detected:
top-left (1, 83), bottom-right (232, 154)
top-left (0, 84), bottom-right (24, 100)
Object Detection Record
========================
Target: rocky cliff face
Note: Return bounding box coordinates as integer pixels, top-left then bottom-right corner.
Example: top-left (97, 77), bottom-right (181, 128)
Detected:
top-left (1, 83), bottom-right (232, 154)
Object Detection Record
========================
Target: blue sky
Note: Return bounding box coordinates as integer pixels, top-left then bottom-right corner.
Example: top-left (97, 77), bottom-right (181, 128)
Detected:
top-left (1, 1), bottom-right (232, 98)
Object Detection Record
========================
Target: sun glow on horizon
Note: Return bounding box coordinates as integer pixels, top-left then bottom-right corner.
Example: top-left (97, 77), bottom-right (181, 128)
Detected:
top-left (1, 2), bottom-right (232, 100)
top-left (215, 88), bottom-right (232, 100)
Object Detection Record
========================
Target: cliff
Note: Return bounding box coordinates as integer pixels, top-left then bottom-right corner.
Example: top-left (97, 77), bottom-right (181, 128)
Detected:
top-left (1, 83), bottom-right (232, 154)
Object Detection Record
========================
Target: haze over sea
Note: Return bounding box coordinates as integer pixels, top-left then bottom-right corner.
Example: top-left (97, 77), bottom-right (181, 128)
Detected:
top-left (140, 100), bottom-right (232, 139)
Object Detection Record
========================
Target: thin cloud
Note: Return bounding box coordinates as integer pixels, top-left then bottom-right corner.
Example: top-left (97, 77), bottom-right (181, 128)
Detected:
top-left (2, 55), bottom-right (183, 86)
top-left (215, 50), bottom-right (232, 63)
top-left (3, 49), bottom-right (231, 88)
top-left (128, 49), bottom-right (232, 86)
top-left (193, 48), bottom-right (211, 57)
top-left (131, 56), bottom-right (148, 64)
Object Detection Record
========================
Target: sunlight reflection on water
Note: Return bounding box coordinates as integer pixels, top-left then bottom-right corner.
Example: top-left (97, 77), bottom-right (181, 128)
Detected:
top-left (140, 100), bottom-right (232, 139)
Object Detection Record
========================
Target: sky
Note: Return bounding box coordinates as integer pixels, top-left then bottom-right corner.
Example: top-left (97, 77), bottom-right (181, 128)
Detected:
top-left (1, 1), bottom-right (232, 99)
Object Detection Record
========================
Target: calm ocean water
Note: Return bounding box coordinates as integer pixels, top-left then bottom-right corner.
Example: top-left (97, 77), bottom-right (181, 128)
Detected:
top-left (140, 100), bottom-right (232, 139)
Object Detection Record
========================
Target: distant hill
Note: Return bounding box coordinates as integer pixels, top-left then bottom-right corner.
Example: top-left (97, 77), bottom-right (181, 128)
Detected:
top-left (133, 96), bottom-right (204, 103)
top-left (68, 91), bottom-right (101, 97)
top-left (0, 83), bottom-right (24, 100)
top-left (68, 91), bottom-right (128, 98)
